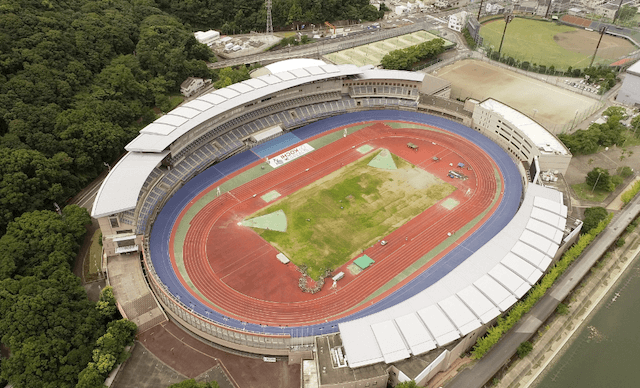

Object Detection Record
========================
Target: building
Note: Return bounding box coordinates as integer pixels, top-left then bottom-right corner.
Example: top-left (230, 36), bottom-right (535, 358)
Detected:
top-left (92, 59), bottom-right (575, 388)
top-left (194, 30), bottom-right (220, 46)
top-left (596, 3), bottom-right (620, 19)
top-left (616, 60), bottom-right (640, 107)
top-left (486, 3), bottom-right (505, 14)
top-left (179, 77), bottom-right (207, 98)
top-left (470, 98), bottom-right (572, 175)
top-left (448, 11), bottom-right (468, 32)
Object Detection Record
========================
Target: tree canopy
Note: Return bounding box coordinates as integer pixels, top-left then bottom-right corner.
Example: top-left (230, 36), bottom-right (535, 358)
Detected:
top-left (0, 0), bottom-right (215, 234)
top-left (156, 0), bottom-right (385, 34)
top-left (381, 39), bottom-right (446, 70)
top-left (168, 379), bottom-right (220, 388)
top-left (558, 111), bottom-right (626, 155)
top-left (582, 207), bottom-right (609, 234)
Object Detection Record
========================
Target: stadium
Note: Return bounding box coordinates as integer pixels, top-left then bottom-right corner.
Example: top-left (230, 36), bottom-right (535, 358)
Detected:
top-left (92, 59), bottom-right (577, 386)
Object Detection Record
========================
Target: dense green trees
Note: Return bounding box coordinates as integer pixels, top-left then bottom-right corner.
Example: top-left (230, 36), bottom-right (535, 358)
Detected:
top-left (558, 109), bottom-right (626, 155)
top-left (0, 1), bottom-right (220, 384)
top-left (168, 379), bottom-right (220, 388)
top-left (156, 0), bottom-right (384, 33)
top-left (582, 207), bottom-right (609, 234)
top-left (0, 0), bottom-right (215, 234)
top-left (381, 39), bottom-right (446, 70)
top-left (0, 206), bottom-right (119, 388)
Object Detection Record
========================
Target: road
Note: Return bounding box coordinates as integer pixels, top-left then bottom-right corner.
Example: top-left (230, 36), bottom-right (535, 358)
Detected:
top-left (445, 192), bottom-right (640, 388)
top-left (207, 6), bottom-right (480, 69)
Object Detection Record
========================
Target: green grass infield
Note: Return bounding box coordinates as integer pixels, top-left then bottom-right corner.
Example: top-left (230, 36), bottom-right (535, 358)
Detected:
top-left (248, 150), bottom-right (455, 279)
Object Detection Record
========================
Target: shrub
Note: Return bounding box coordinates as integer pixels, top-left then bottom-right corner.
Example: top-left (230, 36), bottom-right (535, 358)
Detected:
top-left (517, 341), bottom-right (533, 358)
top-left (618, 166), bottom-right (634, 178)
top-left (556, 303), bottom-right (569, 315)
top-left (616, 237), bottom-right (625, 247)
top-left (621, 180), bottom-right (640, 204)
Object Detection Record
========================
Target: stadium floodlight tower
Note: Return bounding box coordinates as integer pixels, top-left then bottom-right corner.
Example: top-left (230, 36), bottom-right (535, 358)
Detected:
top-left (497, 13), bottom-right (514, 57)
top-left (266, 0), bottom-right (273, 35)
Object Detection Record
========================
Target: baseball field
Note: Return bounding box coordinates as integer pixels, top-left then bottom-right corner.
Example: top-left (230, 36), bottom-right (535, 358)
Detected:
top-left (480, 18), bottom-right (636, 69)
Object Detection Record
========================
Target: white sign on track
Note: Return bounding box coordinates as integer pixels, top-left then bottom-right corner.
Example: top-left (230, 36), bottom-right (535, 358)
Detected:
top-left (267, 143), bottom-right (314, 168)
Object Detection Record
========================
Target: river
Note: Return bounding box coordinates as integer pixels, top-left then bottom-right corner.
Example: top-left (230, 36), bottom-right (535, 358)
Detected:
top-left (534, 253), bottom-right (640, 388)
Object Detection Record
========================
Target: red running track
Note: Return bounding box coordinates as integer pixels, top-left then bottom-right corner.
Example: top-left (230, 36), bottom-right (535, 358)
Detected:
top-left (171, 121), bottom-right (503, 326)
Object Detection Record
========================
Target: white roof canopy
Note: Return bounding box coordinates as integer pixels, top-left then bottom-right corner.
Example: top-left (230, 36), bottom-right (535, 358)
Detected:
top-left (91, 152), bottom-right (168, 218)
top-left (339, 185), bottom-right (567, 367)
top-left (126, 63), bottom-right (361, 153)
top-left (480, 99), bottom-right (570, 156)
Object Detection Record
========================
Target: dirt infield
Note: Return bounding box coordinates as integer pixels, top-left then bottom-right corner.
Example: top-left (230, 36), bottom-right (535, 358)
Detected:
top-left (436, 59), bottom-right (599, 131)
top-left (554, 29), bottom-right (636, 61)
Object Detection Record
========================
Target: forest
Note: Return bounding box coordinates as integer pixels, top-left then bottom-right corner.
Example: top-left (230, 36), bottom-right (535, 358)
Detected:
top-left (156, 0), bottom-right (385, 34)
top-left (0, 0), bottom-right (384, 386)
top-left (0, 0), bottom-right (213, 386)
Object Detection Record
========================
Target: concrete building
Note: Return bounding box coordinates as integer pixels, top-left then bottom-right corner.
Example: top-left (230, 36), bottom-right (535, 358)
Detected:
top-left (448, 11), bottom-right (468, 32)
top-left (470, 98), bottom-right (572, 175)
top-left (180, 77), bottom-right (207, 98)
top-left (194, 30), bottom-right (220, 46)
top-left (616, 60), bottom-right (640, 107)
top-left (92, 59), bottom-right (576, 388)
top-left (596, 2), bottom-right (620, 19)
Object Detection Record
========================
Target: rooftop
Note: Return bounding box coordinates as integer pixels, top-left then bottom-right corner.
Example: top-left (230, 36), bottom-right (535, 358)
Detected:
top-left (627, 59), bottom-right (640, 77)
top-left (480, 99), bottom-right (570, 155)
top-left (91, 151), bottom-right (168, 218)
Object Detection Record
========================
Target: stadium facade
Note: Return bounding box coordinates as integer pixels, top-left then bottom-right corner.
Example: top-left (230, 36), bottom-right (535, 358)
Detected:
top-left (92, 59), bottom-right (577, 387)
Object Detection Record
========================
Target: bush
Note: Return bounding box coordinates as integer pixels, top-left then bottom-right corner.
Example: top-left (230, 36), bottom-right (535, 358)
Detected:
top-left (621, 180), bottom-right (640, 204)
top-left (582, 207), bottom-right (608, 234)
top-left (462, 28), bottom-right (476, 49)
top-left (517, 341), bottom-right (533, 358)
top-left (556, 303), bottom-right (569, 315)
top-left (618, 166), bottom-right (634, 178)
top-left (616, 237), bottom-right (625, 247)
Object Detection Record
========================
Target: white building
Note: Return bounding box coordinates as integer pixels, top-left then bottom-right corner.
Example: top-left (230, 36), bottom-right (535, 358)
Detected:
top-left (471, 99), bottom-right (572, 175)
top-left (194, 30), bottom-right (220, 46)
top-left (595, 2), bottom-right (619, 19)
top-left (395, 5), bottom-right (409, 15)
top-left (180, 77), bottom-right (207, 98)
top-left (616, 60), bottom-right (640, 107)
top-left (486, 3), bottom-right (505, 14)
top-left (448, 11), bottom-right (468, 32)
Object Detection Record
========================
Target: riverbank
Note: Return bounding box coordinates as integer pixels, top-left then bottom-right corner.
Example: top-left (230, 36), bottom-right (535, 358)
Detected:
top-left (494, 228), bottom-right (640, 388)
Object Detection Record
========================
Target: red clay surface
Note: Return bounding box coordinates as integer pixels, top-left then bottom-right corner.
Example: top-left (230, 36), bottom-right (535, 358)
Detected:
top-left (171, 121), bottom-right (503, 326)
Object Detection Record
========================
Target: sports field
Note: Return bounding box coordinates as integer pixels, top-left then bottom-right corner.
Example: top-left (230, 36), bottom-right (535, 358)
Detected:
top-left (480, 18), bottom-right (636, 69)
top-left (249, 150), bottom-right (455, 279)
top-left (324, 31), bottom-right (454, 67)
top-left (436, 59), bottom-right (600, 132)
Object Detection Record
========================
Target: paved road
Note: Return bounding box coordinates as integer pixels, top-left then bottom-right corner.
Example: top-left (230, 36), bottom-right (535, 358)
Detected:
top-left (446, 193), bottom-right (640, 388)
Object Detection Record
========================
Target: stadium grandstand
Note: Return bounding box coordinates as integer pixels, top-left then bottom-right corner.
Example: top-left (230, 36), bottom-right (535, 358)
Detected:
top-left (92, 58), bottom-right (579, 387)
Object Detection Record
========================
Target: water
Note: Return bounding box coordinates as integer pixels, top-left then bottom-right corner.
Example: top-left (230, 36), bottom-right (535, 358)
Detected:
top-left (535, 256), bottom-right (640, 388)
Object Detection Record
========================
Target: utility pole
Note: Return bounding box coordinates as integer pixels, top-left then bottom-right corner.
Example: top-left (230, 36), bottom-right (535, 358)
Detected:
top-left (477, 0), bottom-right (485, 21)
top-left (612, 0), bottom-right (625, 24)
top-left (497, 13), bottom-right (514, 57)
top-left (544, 0), bottom-right (552, 19)
top-left (589, 26), bottom-right (606, 68)
top-left (266, 0), bottom-right (273, 35)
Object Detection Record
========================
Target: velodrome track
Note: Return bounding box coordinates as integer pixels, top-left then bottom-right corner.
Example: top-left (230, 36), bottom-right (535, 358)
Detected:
top-left (148, 110), bottom-right (523, 336)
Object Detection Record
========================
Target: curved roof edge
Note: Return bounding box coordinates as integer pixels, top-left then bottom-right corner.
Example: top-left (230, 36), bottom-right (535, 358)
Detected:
top-left (479, 99), bottom-right (570, 156)
top-left (91, 151), bottom-right (168, 218)
top-left (339, 184), bottom-right (567, 368)
top-left (125, 63), bottom-right (362, 153)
